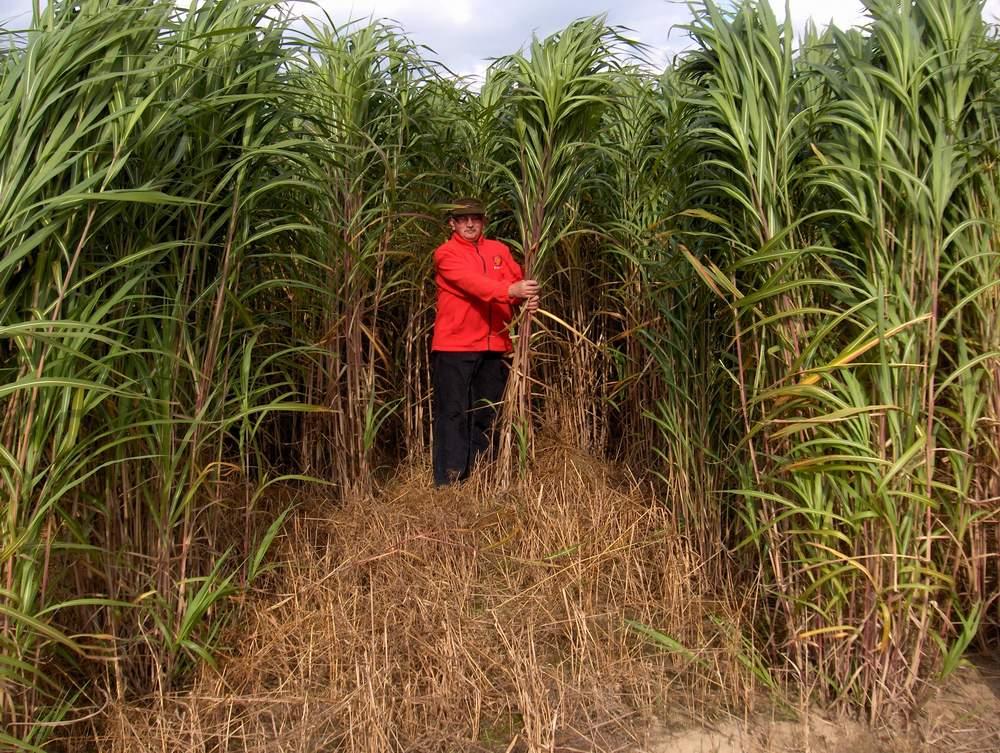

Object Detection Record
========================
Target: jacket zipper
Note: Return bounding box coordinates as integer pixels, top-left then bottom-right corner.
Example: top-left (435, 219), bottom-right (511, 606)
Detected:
top-left (475, 239), bottom-right (492, 350)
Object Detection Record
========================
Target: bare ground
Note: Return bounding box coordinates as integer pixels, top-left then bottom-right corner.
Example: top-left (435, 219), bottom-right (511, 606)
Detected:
top-left (67, 441), bottom-right (1000, 753)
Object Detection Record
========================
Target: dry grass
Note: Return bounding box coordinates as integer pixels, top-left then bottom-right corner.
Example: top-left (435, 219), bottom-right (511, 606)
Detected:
top-left (73, 438), bottom-right (753, 753)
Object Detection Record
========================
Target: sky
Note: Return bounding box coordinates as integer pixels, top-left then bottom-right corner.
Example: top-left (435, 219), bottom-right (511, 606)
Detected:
top-left (1, 0), bottom-right (999, 77)
top-left (289, 0), bottom-right (878, 75)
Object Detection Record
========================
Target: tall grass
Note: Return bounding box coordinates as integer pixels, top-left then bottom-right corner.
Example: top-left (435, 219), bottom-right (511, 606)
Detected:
top-left (0, 0), bottom-right (325, 742)
top-left (289, 18), bottom-right (439, 492)
top-left (1, 0), bottom-right (997, 747)
top-left (674, 0), bottom-right (1000, 718)
top-left (486, 18), bottom-right (626, 471)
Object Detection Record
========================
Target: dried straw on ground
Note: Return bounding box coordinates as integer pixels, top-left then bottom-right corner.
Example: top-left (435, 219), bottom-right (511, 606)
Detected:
top-left (85, 441), bottom-right (750, 752)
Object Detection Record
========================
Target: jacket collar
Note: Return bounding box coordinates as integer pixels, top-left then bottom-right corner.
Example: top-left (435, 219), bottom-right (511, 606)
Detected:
top-left (451, 232), bottom-right (484, 249)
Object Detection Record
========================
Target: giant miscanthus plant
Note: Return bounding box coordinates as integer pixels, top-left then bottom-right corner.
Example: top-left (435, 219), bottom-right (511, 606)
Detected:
top-left (676, 0), bottom-right (1000, 719)
top-left (0, 0), bottom-right (323, 740)
top-left (594, 68), bottom-right (732, 556)
top-left (290, 19), bottom-right (437, 493)
top-left (486, 17), bottom-right (624, 472)
top-left (788, 0), bottom-right (1000, 712)
top-left (1, 1), bottom-right (997, 744)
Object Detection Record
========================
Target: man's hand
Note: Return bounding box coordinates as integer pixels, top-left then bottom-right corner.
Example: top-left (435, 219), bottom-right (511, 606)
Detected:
top-left (508, 279), bottom-right (540, 300)
top-left (523, 295), bottom-right (540, 312)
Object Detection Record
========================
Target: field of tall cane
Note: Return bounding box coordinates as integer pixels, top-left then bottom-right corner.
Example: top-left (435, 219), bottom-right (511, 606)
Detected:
top-left (672, 0), bottom-right (1000, 717)
top-left (1, 0), bottom-right (997, 749)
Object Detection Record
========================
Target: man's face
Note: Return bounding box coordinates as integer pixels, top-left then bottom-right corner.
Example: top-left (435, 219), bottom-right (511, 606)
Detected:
top-left (449, 214), bottom-right (484, 243)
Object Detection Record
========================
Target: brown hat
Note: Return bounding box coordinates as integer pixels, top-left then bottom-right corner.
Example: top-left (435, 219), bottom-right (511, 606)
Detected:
top-left (446, 197), bottom-right (486, 218)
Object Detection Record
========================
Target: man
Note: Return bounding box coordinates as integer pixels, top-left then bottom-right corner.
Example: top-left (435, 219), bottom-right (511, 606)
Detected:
top-left (431, 197), bottom-right (540, 486)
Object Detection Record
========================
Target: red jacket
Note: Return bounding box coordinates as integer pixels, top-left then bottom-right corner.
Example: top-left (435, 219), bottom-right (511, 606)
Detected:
top-left (432, 233), bottom-right (523, 352)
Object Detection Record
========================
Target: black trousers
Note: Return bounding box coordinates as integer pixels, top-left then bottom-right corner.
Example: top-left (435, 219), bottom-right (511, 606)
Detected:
top-left (431, 351), bottom-right (509, 486)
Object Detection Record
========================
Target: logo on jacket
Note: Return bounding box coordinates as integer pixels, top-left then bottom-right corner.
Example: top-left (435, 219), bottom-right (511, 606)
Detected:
top-left (493, 255), bottom-right (502, 269)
